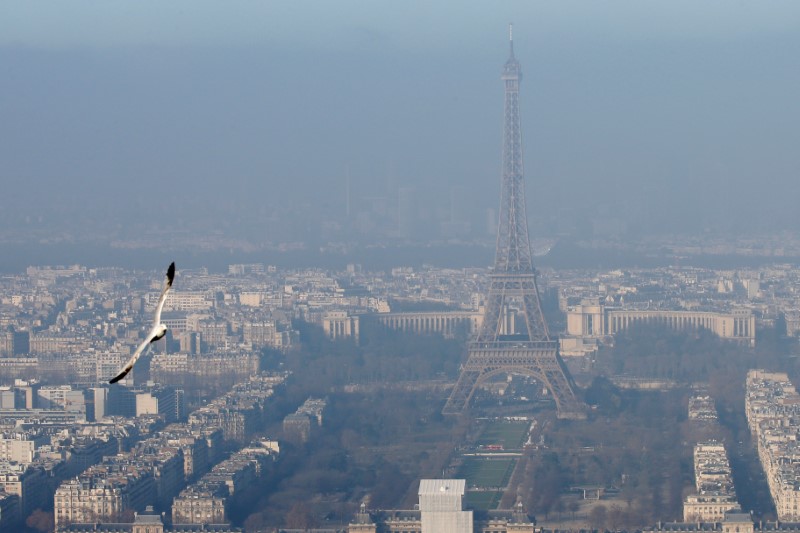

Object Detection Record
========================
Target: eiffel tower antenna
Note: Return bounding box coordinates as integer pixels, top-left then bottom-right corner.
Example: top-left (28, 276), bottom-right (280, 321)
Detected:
top-left (443, 28), bottom-right (585, 419)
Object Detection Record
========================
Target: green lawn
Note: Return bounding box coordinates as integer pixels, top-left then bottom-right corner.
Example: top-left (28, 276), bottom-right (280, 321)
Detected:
top-left (457, 457), bottom-right (516, 488)
top-left (464, 490), bottom-right (503, 511)
top-left (476, 420), bottom-right (529, 449)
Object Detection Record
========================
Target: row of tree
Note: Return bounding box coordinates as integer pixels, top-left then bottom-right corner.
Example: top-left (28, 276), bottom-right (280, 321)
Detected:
top-left (243, 320), bottom-right (469, 528)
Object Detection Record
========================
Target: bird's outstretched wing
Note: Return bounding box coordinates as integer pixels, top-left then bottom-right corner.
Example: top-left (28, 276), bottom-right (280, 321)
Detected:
top-left (109, 262), bottom-right (175, 384)
top-left (109, 335), bottom-right (151, 384)
top-left (153, 262), bottom-right (176, 325)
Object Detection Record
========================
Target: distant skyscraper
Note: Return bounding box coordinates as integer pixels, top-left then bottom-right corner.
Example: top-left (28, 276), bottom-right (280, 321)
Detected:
top-left (398, 186), bottom-right (416, 239)
top-left (345, 165), bottom-right (352, 218)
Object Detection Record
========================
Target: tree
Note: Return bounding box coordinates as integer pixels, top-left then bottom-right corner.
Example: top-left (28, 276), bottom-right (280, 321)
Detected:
top-left (285, 502), bottom-right (319, 529)
top-left (588, 504), bottom-right (607, 531)
top-left (621, 478), bottom-right (637, 510)
top-left (608, 504), bottom-right (625, 531)
top-left (117, 508), bottom-right (136, 523)
top-left (243, 511), bottom-right (269, 532)
top-left (26, 509), bottom-right (54, 533)
top-left (554, 497), bottom-right (566, 520)
top-left (568, 500), bottom-right (580, 520)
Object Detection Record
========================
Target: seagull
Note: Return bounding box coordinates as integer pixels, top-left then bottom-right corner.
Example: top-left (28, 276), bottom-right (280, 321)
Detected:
top-left (110, 262), bottom-right (175, 384)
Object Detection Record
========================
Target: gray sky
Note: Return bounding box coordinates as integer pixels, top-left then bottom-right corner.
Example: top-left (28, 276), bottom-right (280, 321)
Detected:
top-left (3, 2), bottom-right (798, 48)
top-left (2, 1), bottom-right (800, 242)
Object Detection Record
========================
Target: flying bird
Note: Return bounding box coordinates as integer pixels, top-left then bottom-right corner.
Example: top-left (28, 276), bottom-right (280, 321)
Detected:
top-left (110, 262), bottom-right (175, 384)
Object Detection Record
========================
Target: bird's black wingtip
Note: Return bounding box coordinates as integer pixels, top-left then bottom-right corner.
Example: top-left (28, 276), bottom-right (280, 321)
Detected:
top-left (109, 371), bottom-right (127, 384)
top-left (166, 262), bottom-right (176, 284)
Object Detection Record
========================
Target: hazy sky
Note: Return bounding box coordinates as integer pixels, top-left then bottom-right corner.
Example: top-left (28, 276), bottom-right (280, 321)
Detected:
top-left (2, 1), bottom-right (800, 241)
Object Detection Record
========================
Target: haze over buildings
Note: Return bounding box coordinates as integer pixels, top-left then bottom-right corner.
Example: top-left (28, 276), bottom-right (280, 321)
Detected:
top-left (3, 3), bottom-right (800, 531)
top-left (2, 1), bottom-right (800, 263)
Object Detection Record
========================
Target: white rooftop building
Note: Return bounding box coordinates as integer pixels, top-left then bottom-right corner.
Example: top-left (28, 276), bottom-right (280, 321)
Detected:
top-left (418, 479), bottom-right (473, 533)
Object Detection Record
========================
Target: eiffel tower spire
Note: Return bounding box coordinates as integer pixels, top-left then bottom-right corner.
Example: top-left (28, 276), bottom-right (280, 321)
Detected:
top-left (495, 23), bottom-right (533, 275)
top-left (443, 27), bottom-right (584, 419)
top-left (475, 25), bottom-right (549, 346)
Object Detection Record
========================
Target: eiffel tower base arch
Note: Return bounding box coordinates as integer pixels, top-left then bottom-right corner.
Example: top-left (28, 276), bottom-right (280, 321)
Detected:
top-left (443, 340), bottom-right (586, 419)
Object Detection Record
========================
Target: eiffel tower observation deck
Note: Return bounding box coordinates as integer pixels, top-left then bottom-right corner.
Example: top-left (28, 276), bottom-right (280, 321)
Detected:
top-left (443, 27), bottom-right (585, 419)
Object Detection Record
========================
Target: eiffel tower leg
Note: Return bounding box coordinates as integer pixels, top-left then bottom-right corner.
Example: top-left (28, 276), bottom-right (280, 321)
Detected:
top-left (443, 369), bottom-right (482, 415)
top-left (522, 292), bottom-right (549, 340)
top-left (477, 292), bottom-right (505, 342)
top-left (541, 359), bottom-right (584, 419)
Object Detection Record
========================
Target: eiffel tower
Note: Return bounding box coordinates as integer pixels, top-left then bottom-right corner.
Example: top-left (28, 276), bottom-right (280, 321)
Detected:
top-left (443, 27), bottom-right (585, 419)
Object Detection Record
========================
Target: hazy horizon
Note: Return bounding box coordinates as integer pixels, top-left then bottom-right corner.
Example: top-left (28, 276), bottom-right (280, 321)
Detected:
top-left (2, 1), bottom-right (800, 252)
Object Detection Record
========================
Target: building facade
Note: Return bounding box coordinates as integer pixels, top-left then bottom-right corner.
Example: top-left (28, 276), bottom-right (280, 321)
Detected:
top-left (346, 479), bottom-right (535, 533)
top-left (376, 311), bottom-right (482, 338)
top-left (563, 301), bottom-right (756, 353)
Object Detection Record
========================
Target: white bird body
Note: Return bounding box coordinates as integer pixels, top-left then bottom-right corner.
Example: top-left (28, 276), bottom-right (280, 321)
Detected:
top-left (110, 262), bottom-right (175, 384)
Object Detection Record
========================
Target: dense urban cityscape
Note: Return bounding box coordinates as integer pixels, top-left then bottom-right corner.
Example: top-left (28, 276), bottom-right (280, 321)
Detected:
top-left (4, 2), bottom-right (800, 533)
top-left (0, 253), bottom-right (799, 531)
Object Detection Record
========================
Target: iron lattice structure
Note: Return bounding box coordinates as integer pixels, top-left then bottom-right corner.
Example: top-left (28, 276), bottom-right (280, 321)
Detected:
top-left (443, 30), bottom-right (585, 419)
